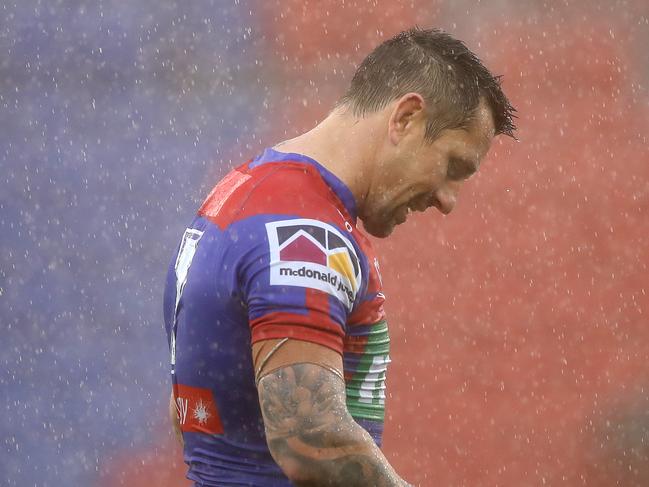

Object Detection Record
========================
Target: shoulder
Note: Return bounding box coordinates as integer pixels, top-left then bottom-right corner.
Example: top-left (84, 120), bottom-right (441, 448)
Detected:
top-left (199, 162), bottom-right (346, 229)
top-left (195, 160), bottom-right (368, 311)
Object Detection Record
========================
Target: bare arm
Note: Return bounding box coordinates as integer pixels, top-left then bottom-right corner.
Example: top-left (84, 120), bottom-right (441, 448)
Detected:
top-left (257, 353), bottom-right (410, 486)
top-left (169, 390), bottom-right (183, 446)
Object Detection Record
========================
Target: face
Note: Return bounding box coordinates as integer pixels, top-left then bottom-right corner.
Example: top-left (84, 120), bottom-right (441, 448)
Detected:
top-left (361, 98), bottom-right (496, 238)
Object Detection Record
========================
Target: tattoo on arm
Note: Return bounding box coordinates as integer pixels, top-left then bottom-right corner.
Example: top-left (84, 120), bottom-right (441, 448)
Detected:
top-left (258, 363), bottom-right (410, 487)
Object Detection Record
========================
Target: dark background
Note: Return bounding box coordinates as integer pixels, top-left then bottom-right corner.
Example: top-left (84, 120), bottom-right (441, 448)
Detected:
top-left (2, 1), bottom-right (648, 485)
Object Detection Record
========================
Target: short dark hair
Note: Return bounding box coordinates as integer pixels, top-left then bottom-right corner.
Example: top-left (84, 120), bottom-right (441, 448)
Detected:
top-left (338, 28), bottom-right (517, 140)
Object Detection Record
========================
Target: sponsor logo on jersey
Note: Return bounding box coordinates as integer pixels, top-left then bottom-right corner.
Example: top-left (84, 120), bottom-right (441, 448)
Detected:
top-left (266, 218), bottom-right (361, 309)
top-left (173, 383), bottom-right (224, 435)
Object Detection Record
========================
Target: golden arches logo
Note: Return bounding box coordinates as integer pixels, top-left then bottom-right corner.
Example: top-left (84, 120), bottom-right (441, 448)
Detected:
top-left (327, 250), bottom-right (357, 291)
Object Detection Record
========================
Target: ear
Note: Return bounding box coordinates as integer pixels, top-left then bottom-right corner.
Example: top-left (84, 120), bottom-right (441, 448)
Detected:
top-left (387, 93), bottom-right (426, 145)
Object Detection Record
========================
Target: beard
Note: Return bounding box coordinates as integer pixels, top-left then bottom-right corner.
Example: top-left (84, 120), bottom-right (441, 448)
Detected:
top-left (362, 218), bottom-right (395, 238)
top-left (360, 203), bottom-right (407, 238)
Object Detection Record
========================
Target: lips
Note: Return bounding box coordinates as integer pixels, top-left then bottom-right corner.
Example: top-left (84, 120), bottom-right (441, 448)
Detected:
top-left (407, 198), bottom-right (430, 213)
top-left (395, 205), bottom-right (409, 224)
top-left (393, 195), bottom-right (434, 225)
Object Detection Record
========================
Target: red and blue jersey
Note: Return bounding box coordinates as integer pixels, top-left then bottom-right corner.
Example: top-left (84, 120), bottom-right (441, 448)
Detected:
top-left (163, 148), bottom-right (390, 486)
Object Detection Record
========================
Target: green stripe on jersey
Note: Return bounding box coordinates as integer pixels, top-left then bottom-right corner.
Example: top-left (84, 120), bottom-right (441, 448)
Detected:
top-left (346, 320), bottom-right (391, 422)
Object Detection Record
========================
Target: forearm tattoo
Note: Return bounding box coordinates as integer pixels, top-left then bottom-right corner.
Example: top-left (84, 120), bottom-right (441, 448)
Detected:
top-left (258, 363), bottom-right (410, 486)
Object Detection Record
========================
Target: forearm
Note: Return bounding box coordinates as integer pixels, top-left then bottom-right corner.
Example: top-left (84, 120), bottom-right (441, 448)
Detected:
top-left (267, 414), bottom-right (407, 486)
top-left (258, 363), bottom-right (409, 486)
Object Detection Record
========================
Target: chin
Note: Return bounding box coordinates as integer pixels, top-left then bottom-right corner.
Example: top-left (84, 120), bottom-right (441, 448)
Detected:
top-left (361, 218), bottom-right (395, 238)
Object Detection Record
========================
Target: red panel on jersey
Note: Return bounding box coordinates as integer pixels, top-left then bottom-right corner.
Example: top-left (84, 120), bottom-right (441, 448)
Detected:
top-left (250, 288), bottom-right (344, 354)
top-left (199, 162), bottom-right (352, 229)
top-left (173, 383), bottom-right (224, 435)
top-left (199, 168), bottom-right (252, 221)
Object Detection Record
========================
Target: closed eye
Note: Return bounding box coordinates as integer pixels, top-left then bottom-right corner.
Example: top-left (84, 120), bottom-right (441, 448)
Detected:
top-left (447, 157), bottom-right (478, 181)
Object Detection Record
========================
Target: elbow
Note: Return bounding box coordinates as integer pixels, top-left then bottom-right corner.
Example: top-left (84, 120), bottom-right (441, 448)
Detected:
top-left (267, 440), bottom-right (320, 485)
top-left (278, 461), bottom-right (314, 485)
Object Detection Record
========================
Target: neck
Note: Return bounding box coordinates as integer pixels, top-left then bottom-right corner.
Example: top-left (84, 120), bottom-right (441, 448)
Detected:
top-left (273, 107), bottom-right (381, 217)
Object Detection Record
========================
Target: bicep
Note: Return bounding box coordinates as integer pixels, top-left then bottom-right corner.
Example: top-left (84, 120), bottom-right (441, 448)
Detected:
top-left (257, 361), bottom-right (366, 479)
top-left (257, 361), bottom-right (349, 440)
top-left (252, 339), bottom-right (351, 453)
top-left (252, 338), bottom-right (344, 383)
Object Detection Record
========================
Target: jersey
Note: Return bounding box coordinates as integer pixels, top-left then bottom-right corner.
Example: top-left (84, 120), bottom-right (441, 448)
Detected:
top-left (163, 148), bottom-right (390, 486)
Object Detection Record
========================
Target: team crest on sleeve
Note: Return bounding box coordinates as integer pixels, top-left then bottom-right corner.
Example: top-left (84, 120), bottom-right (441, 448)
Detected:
top-left (265, 218), bottom-right (362, 309)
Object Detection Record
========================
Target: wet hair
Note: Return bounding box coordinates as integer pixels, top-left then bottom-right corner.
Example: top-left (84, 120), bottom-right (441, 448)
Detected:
top-left (338, 27), bottom-right (517, 140)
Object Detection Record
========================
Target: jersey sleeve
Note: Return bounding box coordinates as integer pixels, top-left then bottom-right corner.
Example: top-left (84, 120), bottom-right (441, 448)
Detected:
top-left (235, 214), bottom-right (363, 355)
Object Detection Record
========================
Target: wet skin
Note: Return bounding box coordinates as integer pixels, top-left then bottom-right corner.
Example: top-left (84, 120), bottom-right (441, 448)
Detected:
top-left (360, 98), bottom-right (496, 238)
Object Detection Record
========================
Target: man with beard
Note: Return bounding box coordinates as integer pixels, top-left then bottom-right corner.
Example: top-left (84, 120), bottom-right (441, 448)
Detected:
top-left (164, 27), bottom-right (516, 486)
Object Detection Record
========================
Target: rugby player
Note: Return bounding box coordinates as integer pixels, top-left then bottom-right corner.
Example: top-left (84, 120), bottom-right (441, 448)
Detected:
top-left (164, 28), bottom-right (516, 486)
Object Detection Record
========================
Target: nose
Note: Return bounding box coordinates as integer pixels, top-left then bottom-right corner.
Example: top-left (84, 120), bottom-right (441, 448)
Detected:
top-left (433, 184), bottom-right (459, 215)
